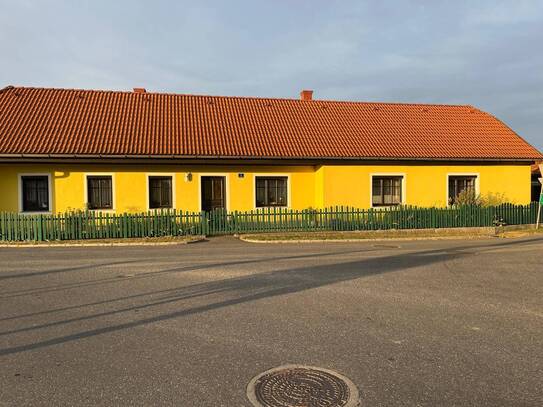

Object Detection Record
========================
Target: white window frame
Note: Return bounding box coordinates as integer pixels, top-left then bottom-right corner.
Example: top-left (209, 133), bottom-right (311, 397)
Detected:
top-left (146, 173), bottom-right (176, 211)
top-left (84, 173), bottom-right (116, 212)
top-left (370, 173), bottom-right (406, 208)
top-left (198, 173), bottom-right (230, 212)
top-left (18, 173), bottom-right (53, 214)
top-left (446, 173), bottom-right (480, 206)
top-left (253, 174), bottom-right (291, 209)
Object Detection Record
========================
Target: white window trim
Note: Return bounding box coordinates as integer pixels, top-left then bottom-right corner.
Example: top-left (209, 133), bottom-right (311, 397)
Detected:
top-left (197, 173), bottom-right (230, 212)
top-left (84, 173), bottom-right (116, 212)
top-left (369, 173), bottom-right (406, 208)
top-left (146, 173), bottom-right (176, 211)
top-left (253, 173), bottom-right (291, 210)
top-left (446, 173), bottom-right (480, 206)
top-left (18, 173), bottom-right (53, 214)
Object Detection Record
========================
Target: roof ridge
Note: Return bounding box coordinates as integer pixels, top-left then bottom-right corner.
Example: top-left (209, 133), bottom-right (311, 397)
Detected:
top-left (1, 85), bottom-right (541, 160)
top-left (5, 85), bottom-right (473, 109)
top-left (0, 85), bottom-right (15, 94)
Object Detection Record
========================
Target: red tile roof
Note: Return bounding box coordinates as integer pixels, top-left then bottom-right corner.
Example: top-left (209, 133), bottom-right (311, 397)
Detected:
top-left (0, 86), bottom-right (541, 161)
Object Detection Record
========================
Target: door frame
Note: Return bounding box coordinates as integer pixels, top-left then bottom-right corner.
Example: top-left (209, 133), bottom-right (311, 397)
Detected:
top-left (198, 173), bottom-right (229, 212)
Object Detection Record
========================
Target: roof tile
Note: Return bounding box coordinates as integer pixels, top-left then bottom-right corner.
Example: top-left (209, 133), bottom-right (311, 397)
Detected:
top-left (0, 86), bottom-right (541, 160)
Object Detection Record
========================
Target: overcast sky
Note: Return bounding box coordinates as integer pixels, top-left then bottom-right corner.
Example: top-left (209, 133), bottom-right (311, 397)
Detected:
top-left (1, 0), bottom-right (542, 150)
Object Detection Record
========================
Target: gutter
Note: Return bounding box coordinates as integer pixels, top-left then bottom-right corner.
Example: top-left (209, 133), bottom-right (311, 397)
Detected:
top-left (0, 153), bottom-right (539, 165)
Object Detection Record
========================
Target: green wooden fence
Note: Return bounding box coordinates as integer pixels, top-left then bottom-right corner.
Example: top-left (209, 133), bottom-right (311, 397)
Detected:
top-left (0, 203), bottom-right (539, 242)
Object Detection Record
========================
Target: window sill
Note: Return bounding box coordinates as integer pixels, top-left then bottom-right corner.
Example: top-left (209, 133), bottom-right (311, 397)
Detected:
top-left (371, 204), bottom-right (403, 209)
top-left (86, 209), bottom-right (116, 213)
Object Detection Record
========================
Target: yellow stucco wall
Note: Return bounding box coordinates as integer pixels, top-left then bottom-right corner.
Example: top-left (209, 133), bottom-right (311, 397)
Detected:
top-left (316, 164), bottom-right (531, 208)
top-left (0, 164), bottom-right (315, 213)
top-left (0, 162), bottom-right (532, 213)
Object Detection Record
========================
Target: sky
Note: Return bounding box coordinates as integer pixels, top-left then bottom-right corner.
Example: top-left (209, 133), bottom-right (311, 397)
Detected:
top-left (1, 0), bottom-right (542, 150)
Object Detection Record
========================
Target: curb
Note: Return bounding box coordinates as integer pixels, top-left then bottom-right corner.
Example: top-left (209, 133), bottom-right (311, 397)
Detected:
top-left (239, 235), bottom-right (495, 244)
top-left (0, 236), bottom-right (206, 248)
top-left (238, 224), bottom-right (540, 243)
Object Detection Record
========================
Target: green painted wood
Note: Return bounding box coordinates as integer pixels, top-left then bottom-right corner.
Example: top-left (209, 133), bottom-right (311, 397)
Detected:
top-left (0, 203), bottom-right (539, 242)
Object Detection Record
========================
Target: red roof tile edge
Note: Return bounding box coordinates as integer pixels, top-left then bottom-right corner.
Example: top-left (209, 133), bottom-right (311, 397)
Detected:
top-left (0, 86), bottom-right (541, 161)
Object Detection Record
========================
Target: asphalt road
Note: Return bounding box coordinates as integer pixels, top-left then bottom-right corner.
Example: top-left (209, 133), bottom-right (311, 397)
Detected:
top-left (1, 236), bottom-right (542, 406)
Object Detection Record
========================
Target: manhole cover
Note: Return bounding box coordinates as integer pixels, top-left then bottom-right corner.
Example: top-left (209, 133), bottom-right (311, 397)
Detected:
top-left (247, 365), bottom-right (360, 407)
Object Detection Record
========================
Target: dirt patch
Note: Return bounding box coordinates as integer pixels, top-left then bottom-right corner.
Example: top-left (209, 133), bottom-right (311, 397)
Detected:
top-left (239, 226), bottom-right (541, 243)
top-left (496, 228), bottom-right (543, 239)
top-left (240, 230), bottom-right (493, 242)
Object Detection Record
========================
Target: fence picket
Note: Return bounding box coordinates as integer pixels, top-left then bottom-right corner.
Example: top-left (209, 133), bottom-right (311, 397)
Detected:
top-left (0, 203), bottom-right (539, 242)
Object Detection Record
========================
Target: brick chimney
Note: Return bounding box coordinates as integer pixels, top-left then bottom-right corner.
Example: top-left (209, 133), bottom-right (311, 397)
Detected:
top-left (133, 88), bottom-right (147, 93)
top-left (300, 89), bottom-right (313, 101)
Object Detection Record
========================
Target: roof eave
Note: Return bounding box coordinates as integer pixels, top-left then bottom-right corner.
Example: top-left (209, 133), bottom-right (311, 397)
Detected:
top-left (0, 153), bottom-right (540, 163)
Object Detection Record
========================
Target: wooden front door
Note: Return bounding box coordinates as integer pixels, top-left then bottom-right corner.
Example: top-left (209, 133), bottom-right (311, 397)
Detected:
top-left (201, 176), bottom-right (226, 212)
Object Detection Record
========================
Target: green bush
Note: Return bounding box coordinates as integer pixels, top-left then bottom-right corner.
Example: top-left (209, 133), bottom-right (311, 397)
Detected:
top-left (453, 191), bottom-right (509, 207)
top-left (452, 189), bottom-right (482, 206)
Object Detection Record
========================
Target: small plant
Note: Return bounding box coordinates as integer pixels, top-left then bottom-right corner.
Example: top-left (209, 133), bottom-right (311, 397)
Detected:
top-left (480, 192), bottom-right (508, 207)
top-left (304, 207), bottom-right (318, 227)
top-left (492, 216), bottom-right (506, 227)
top-left (451, 191), bottom-right (510, 207)
top-left (450, 189), bottom-right (482, 206)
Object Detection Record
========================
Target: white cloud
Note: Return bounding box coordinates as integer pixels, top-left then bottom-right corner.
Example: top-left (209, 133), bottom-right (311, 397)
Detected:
top-left (466, 0), bottom-right (543, 25)
top-left (0, 0), bottom-right (542, 149)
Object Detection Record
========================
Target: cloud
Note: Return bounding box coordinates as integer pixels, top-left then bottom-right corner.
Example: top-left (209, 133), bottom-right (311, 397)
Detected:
top-left (465, 0), bottom-right (543, 25)
top-left (0, 0), bottom-right (542, 149)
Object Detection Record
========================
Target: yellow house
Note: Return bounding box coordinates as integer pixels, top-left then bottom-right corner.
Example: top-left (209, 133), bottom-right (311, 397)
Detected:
top-left (0, 86), bottom-right (541, 214)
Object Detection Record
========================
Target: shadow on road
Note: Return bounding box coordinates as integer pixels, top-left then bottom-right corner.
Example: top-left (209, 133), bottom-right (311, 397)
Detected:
top-left (0, 248), bottom-right (370, 299)
top-left (1, 235), bottom-right (542, 356)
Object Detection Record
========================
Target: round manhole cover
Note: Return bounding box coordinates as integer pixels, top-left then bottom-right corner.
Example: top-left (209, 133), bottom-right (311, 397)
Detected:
top-left (247, 365), bottom-right (360, 407)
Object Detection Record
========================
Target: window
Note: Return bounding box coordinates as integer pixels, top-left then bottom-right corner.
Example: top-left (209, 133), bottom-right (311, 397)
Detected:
top-left (149, 176), bottom-right (172, 209)
top-left (448, 175), bottom-right (477, 204)
top-left (372, 176), bottom-right (403, 206)
top-left (256, 177), bottom-right (288, 207)
top-left (87, 176), bottom-right (113, 210)
top-left (21, 175), bottom-right (50, 212)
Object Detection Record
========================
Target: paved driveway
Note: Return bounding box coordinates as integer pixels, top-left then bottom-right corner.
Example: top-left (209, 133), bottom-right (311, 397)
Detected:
top-left (1, 236), bottom-right (542, 406)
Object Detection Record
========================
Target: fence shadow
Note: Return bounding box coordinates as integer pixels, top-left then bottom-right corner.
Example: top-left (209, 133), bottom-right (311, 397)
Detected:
top-left (0, 260), bottom-right (142, 281)
top-left (4, 236), bottom-right (542, 356)
top-left (0, 248), bottom-right (370, 298)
